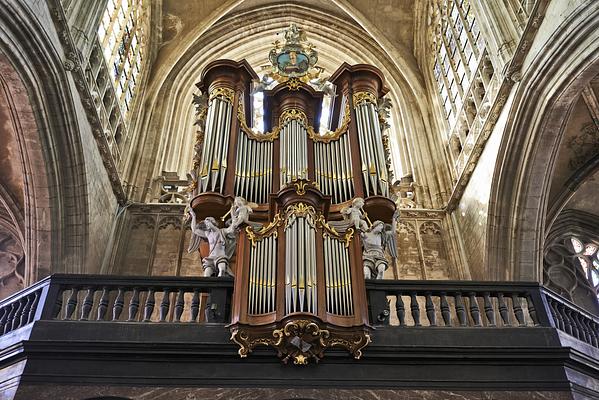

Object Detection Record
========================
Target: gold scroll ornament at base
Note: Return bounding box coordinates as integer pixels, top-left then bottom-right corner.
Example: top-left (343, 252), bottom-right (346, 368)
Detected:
top-left (230, 316), bottom-right (371, 365)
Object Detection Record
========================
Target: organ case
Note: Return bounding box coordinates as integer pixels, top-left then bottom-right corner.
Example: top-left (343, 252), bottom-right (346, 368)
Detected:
top-left (189, 59), bottom-right (396, 364)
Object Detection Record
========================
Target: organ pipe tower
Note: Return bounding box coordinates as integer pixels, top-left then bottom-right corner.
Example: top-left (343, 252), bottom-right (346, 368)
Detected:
top-left (188, 24), bottom-right (396, 364)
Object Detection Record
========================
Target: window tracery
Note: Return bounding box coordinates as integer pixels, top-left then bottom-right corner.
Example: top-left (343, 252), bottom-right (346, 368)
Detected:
top-left (570, 237), bottom-right (599, 300)
top-left (429, 0), bottom-right (497, 176)
top-left (544, 232), bottom-right (599, 315)
top-left (97, 0), bottom-right (146, 117)
top-left (431, 0), bottom-right (484, 127)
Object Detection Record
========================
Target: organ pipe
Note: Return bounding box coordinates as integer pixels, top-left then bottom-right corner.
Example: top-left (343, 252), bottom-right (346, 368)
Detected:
top-left (324, 235), bottom-right (353, 316)
top-left (234, 130), bottom-right (273, 203)
top-left (284, 213), bottom-right (317, 314)
top-left (198, 94), bottom-right (233, 193)
top-left (248, 234), bottom-right (277, 315)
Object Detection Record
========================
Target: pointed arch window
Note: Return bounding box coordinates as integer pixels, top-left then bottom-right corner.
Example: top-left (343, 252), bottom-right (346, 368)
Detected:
top-left (97, 0), bottom-right (147, 117)
top-left (570, 237), bottom-right (599, 301)
top-left (431, 0), bottom-right (485, 128)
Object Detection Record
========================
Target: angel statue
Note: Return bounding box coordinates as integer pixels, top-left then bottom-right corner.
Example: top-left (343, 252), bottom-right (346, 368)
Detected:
top-left (340, 197), bottom-right (370, 232)
top-left (223, 197), bottom-right (262, 233)
top-left (188, 209), bottom-right (236, 278)
top-left (361, 210), bottom-right (399, 279)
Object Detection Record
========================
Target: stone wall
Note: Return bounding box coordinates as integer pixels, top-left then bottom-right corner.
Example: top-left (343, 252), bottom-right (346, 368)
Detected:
top-left (453, 92), bottom-right (511, 280)
top-left (107, 204), bottom-right (202, 277)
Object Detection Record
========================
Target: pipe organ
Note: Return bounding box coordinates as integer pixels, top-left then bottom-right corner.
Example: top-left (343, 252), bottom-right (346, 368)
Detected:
top-left (188, 25), bottom-right (396, 365)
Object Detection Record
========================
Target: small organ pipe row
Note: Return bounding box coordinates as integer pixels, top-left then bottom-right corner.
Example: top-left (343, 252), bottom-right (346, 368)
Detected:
top-left (280, 120), bottom-right (308, 187)
top-left (198, 97), bottom-right (233, 193)
top-left (285, 214), bottom-right (318, 314)
top-left (323, 236), bottom-right (353, 316)
top-left (234, 131), bottom-right (273, 204)
top-left (247, 234), bottom-right (277, 315)
top-left (314, 134), bottom-right (354, 204)
top-left (355, 101), bottom-right (389, 197)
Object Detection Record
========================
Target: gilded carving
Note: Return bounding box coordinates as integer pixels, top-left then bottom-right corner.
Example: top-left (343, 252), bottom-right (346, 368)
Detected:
top-left (209, 87), bottom-right (235, 104)
top-left (246, 213), bottom-right (282, 247)
top-left (238, 101), bottom-right (350, 143)
top-left (307, 102), bottom-right (351, 143)
top-left (291, 179), bottom-right (319, 195)
top-left (230, 317), bottom-right (371, 364)
top-left (352, 91), bottom-right (377, 107)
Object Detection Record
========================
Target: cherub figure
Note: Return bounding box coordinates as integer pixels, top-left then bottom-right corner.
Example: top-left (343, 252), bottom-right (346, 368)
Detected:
top-left (188, 209), bottom-right (236, 277)
top-left (224, 197), bottom-right (261, 233)
top-left (283, 23), bottom-right (306, 44)
top-left (340, 197), bottom-right (370, 232)
top-left (361, 210), bottom-right (399, 279)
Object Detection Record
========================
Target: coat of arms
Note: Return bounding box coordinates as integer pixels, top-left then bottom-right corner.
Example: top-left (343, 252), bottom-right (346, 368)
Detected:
top-left (269, 24), bottom-right (318, 78)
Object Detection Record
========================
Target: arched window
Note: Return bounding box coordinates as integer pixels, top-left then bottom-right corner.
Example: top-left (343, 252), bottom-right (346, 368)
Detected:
top-left (431, 0), bottom-right (485, 128)
top-left (97, 0), bottom-right (147, 117)
top-left (570, 237), bottom-right (599, 301)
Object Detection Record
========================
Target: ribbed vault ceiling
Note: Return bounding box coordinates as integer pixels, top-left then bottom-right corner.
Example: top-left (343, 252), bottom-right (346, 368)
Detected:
top-left (134, 0), bottom-right (432, 194)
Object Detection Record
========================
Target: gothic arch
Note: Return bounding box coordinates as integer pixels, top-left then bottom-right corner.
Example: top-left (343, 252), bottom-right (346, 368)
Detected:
top-left (487, 0), bottom-right (599, 281)
top-left (130, 2), bottom-right (450, 209)
top-left (0, 1), bottom-right (90, 281)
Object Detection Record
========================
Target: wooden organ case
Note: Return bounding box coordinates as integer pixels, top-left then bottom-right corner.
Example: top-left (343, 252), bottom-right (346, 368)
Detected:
top-left (189, 58), bottom-right (396, 364)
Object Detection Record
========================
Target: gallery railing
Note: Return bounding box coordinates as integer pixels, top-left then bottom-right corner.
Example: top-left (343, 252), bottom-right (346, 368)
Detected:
top-left (365, 280), bottom-right (599, 348)
top-left (0, 275), bottom-right (596, 349)
top-left (0, 274), bottom-right (234, 336)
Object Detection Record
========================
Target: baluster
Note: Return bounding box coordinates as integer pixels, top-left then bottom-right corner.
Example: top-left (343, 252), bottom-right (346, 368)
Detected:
top-left (440, 293), bottom-right (451, 326)
top-left (12, 297), bottom-right (25, 331)
top-left (0, 307), bottom-right (8, 333)
top-left (97, 287), bottom-right (110, 320)
top-left (174, 289), bottom-right (185, 322)
top-left (410, 293), bottom-right (420, 326)
top-left (586, 320), bottom-right (599, 347)
top-left (159, 288), bottom-right (171, 322)
top-left (566, 309), bottom-right (580, 339)
top-left (4, 303), bottom-right (17, 334)
top-left (455, 293), bottom-right (467, 326)
top-left (11, 300), bottom-right (24, 331)
top-left (425, 293), bottom-right (436, 326)
top-left (65, 288), bottom-right (79, 320)
top-left (548, 299), bottom-right (563, 330)
top-left (190, 289), bottom-right (200, 323)
top-left (80, 288), bottom-right (95, 320)
top-left (143, 288), bottom-right (156, 322)
top-left (19, 294), bottom-right (33, 327)
top-left (395, 294), bottom-right (406, 326)
top-left (127, 288), bottom-right (140, 321)
top-left (468, 293), bottom-right (481, 327)
top-left (27, 290), bottom-right (40, 324)
top-left (52, 289), bottom-right (63, 319)
top-left (497, 293), bottom-right (510, 326)
top-left (112, 288), bottom-right (125, 321)
top-left (525, 294), bottom-right (539, 326)
top-left (483, 293), bottom-right (495, 327)
top-left (557, 303), bottom-right (573, 334)
top-left (576, 314), bottom-right (590, 344)
top-left (511, 294), bottom-right (525, 326)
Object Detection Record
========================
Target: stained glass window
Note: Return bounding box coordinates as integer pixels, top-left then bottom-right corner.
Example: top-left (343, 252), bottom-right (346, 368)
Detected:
top-left (97, 0), bottom-right (146, 117)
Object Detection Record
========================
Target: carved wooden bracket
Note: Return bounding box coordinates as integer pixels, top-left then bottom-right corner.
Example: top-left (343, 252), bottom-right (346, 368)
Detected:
top-left (229, 315), bottom-right (371, 365)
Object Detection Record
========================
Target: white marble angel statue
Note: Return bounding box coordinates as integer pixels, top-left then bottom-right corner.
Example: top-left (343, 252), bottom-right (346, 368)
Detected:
top-left (361, 210), bottom-right (399, 279)
top-left (188, 209), bottom-right (236, 278)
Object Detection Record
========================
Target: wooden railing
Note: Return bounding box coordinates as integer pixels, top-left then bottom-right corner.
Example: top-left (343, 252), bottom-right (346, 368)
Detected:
top-left (365, 280), bottom-right (599, 348)
top-left (0, 275), bottom-right (596, 350)
top-left (0, 274), bottom-right (234, 333)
